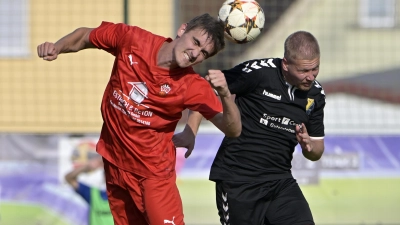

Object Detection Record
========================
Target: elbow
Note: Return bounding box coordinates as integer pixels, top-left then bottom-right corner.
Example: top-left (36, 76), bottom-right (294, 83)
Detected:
top-left (225, 131), bottom-right (241, 138)
top-left (224, 125), bottom-right (242, 137)
top-left (303, 148), bottom-right (324, 161)
top-left (308, 155), bottom-right (322, 161)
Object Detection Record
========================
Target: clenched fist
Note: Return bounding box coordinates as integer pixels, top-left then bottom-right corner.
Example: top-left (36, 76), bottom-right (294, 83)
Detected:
top-left (37, 42), bottom-right (59, 61)
top-left (205, 70), bottom-right (230, 97)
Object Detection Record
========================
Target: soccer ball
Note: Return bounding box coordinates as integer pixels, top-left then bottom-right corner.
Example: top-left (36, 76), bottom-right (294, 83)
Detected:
top-left (218, 0), bottom-right (265, 44)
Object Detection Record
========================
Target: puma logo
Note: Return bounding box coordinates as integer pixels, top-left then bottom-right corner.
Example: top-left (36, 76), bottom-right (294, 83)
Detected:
top-left (164, 216), bottom-right (175, 225)
top-left (128, 54), bottom-right (138, 65)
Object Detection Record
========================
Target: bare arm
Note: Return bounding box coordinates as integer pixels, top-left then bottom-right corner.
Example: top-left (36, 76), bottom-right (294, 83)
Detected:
top-left (65, 157), bottom-right (103, 190)
top-left (206, 70), bottom-right (241, 137)
top-left (303, 138), bottom-right (324, 161)
top-left (184, 110), bottom-right (202, 136)
top-left (37, 27), bottom-right (95, 61)
top-left (296, 124), bottom-right (324, 161)
top-left (64, 164), bottom-right (91, 190)
top-left (172, 110), bottom-right (203, 158)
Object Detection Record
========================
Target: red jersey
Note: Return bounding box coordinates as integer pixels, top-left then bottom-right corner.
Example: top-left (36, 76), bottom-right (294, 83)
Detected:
top-left (89, 22), bottom-right (223, 178)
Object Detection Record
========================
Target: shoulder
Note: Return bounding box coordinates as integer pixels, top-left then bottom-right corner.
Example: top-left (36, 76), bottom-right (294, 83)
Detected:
top-left (308, 80), bottom-right (326, 110)
top-left (309, 80), bottom-right (326, 98)
top-left (92, 22), bottom-right (165, 42)
top-left (167, 68), bottom-right (206, 91)
top-left (225, 58), bottom-right (281, 76)
top-left (186, 72), bottom-right (209, 88)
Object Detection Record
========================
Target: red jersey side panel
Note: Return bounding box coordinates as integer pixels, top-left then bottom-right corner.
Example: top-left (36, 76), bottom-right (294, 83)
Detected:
top-left (89, 22), bottom-right (222, 178)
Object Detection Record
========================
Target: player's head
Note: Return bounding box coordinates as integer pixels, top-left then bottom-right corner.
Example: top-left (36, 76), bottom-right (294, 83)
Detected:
top-left (174, 13), bottom-right (225, 67)
top-left (184, 13), bottom-right (225, 56)
top-left (282, 31), bottom-right (320, 91)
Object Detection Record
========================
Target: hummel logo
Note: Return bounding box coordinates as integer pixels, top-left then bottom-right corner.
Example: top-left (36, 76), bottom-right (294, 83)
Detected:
top-left (263, 90), bottom-right (281, 100)
top-left (222, 192), bottom-right (227, 202)
top-left (223, 203), bottom-right (229, 212)
top-left (128, 54), bottom-right (138, 65)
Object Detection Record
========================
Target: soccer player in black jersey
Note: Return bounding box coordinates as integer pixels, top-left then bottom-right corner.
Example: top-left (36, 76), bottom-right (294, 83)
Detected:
top-left (174, 31), bottom-right (325, 225)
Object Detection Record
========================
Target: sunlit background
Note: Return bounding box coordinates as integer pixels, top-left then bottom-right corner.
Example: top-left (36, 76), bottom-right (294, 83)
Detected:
top-left (0, 0), bottom-right (399, 224)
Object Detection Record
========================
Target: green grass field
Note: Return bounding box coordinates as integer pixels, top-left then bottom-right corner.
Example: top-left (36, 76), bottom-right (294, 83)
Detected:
top-left (1, 178), bottom-right (399, 225)
top-left (178, 178), bottom-right (400, 225)
top-left (0, 203), bottom-right (71, 225)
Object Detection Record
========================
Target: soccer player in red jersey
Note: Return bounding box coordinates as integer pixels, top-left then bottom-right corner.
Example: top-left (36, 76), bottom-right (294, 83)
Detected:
top-left (37, 14), bottom-right (241, 225)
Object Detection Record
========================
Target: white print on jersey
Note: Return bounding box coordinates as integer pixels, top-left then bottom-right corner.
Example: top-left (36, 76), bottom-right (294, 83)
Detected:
top-left (221, 192), bottom-right (230, 224)
top-left (164, 216), bottom-right (175, 225)
top-left (128, 82), bottom-right (148, 104)
top-left (128, 54), bottom-right (138, 65)
top-left (242, 59), bottom-right (276, 73)
top-left (263, 90), bottom-right (281, 100)
top-left (110, 82), bottom-right (153, 126)
top-left (259, 113), bottom-right (301, 134)
top-left (314, 80), bottom-right (326, 96)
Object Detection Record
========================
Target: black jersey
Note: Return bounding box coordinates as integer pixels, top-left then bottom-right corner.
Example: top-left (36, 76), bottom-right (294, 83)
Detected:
top-left (209, 58), bottom-right (326, 182)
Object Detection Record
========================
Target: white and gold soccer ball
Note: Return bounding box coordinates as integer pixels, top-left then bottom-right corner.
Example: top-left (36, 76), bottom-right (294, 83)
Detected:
top-left (218, 0), bottom-right (265, 44)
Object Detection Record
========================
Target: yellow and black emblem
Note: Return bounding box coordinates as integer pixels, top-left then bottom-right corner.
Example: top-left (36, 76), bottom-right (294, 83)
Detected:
top-left (306, 98), bottom-right (315, 115)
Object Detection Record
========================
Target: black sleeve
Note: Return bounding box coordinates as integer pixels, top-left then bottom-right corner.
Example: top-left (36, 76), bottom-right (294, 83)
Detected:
top-left (306, 86), bottom-right (326, 137)
top-left (223, 60), bottom-right (263, 96)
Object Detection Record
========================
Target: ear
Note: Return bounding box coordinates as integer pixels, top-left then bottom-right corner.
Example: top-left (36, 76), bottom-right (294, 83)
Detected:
top-left (282, 57), bottom-right (289, 72)
top-left (176, 23), bottom-right (188, 38)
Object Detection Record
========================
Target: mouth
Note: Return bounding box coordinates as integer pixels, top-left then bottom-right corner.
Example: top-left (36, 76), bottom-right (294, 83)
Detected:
top-left (184, 52), bottom-right (194, 63)
top-left (302, 81), bottom-right (314, 87)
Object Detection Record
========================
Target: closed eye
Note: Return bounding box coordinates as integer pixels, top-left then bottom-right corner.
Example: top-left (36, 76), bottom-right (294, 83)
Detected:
top-left (193, 37), bottom-right (210, 58)
top-left (201, 50), bottom-right (209, 58)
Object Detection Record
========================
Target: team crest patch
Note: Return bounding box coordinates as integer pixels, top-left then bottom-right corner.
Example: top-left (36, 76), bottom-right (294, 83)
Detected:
top-left (159, 84), bottom-right (171, 97)
top-left (306, 98), bottom-right (315, 115)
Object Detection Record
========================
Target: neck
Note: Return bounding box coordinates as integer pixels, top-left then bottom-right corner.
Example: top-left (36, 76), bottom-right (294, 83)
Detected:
top-left (282, 70), bottom-right (290, 84)
top-left (157, 42), bottom-right (177, 69)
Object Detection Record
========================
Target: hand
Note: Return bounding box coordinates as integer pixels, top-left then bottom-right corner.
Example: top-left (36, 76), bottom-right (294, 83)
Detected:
top-left (205, 70), bottom-right (230, 97)
top-left (37, 42), bottom-right (59, 61)
top-left (296, 123), bottom-right (313, 152)
top-left (172, 131), bottom-right (195, 158)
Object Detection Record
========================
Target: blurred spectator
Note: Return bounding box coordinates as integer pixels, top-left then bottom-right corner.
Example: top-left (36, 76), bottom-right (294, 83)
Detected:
top-left (65, 156), bottom-right (114, 225)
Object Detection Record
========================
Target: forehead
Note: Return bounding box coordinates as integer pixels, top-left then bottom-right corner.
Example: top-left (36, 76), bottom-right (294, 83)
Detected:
top-left (292, 57), bottom-right (320, 69)
top-left (185, 28), bottom-right (215, 50)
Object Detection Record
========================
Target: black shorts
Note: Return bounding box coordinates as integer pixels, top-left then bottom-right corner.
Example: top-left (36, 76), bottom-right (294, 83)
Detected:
top-left (215, 178), bottom-right (314, 225)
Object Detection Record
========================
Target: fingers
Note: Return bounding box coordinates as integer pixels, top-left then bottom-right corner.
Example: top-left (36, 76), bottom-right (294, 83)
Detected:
top-left (37, 42), bottom-right (57, 61)
top-left (296, 124), bottom-right (312, 152)
top-left (296, 123), bottom-right (307, 134)
top-left (206, 70), bottom-right (224, 83)
top-left (206, 70), bottom-right (230, 96)
top-left (300, 123), bottom-right (307, 133)
top-left (185, 147), bottom-right (193, 158)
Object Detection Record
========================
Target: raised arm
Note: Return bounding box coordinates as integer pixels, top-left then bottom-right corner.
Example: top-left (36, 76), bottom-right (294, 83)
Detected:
top-left (206, 70), bottom-right (241, 137)
top-left (37, 27), bottom-right (95, 61)
top-left (65, 156), bottom-right (103, 190)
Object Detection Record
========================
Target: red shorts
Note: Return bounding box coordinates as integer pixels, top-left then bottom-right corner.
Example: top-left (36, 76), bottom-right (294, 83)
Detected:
top-left (103, 158), bottom-right (184, 225)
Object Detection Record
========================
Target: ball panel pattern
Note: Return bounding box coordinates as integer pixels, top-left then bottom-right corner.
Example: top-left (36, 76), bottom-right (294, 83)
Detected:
top-left (218, 0), bottom-right (265, 44)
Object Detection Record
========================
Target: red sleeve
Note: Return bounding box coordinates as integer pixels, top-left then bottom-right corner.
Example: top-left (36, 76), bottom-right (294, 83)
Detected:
top-left (184, 76), bottom-right (223, 120)
top-left (89, 21), bottom-right (133, 56)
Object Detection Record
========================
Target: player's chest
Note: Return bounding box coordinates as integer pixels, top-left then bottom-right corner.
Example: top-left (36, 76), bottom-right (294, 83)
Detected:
top-left (111, 53), bottom-right (187, 112)
top-left (253, 83), bottom-right (313, 112)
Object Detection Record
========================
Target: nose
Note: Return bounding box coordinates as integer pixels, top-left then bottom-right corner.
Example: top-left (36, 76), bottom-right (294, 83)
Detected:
top-left (192, 48), bottom-right (201, 58)
top-left (305, 72), bottom-right (316, 81)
